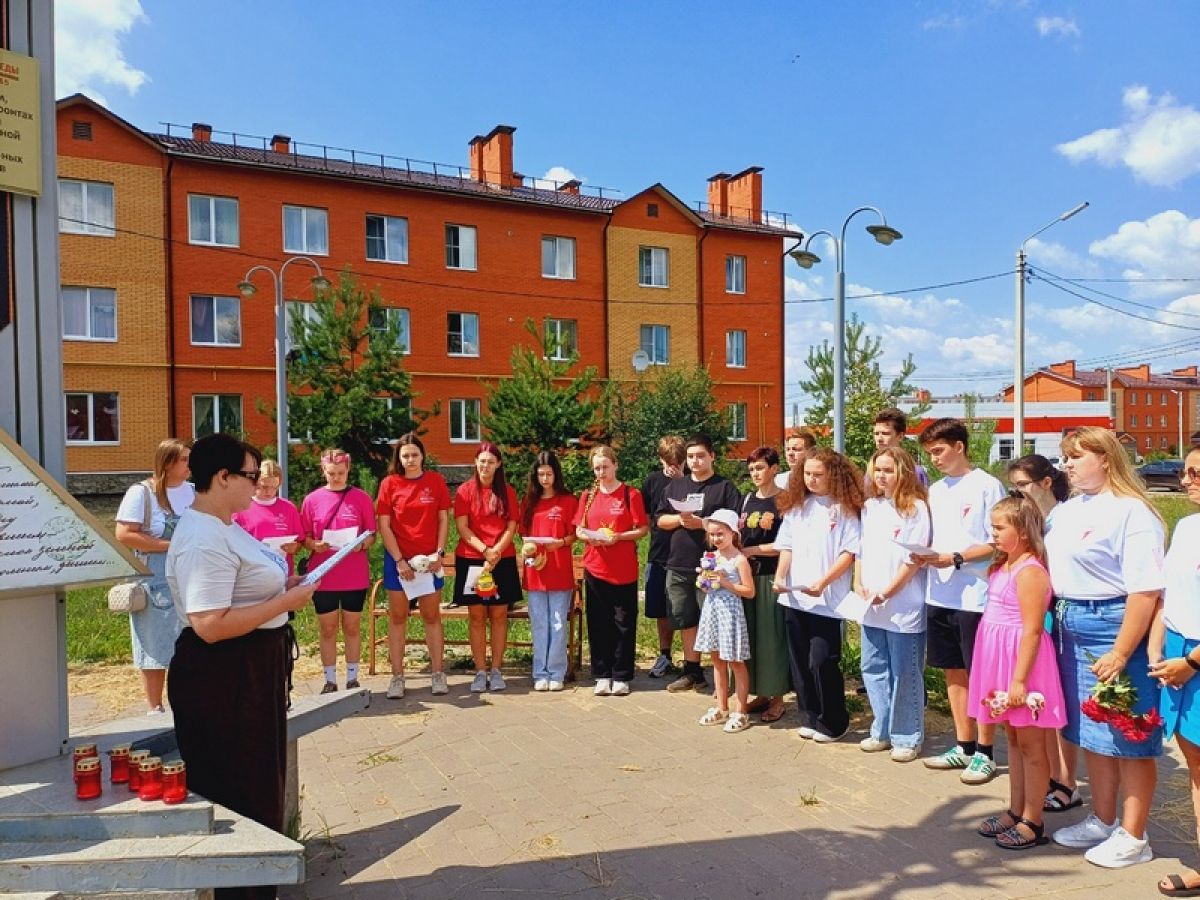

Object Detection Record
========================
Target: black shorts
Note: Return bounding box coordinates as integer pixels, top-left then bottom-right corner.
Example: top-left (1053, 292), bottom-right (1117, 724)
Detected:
top-left (926, 606), bottom-right (982, 671)
top-left (643, 562), bottom-right (669, 619)
top-left (665, 569), bottom-right (702, 630)
top-left (313, 588), bottom-right (367, 616)
top-left (453, 555), bottom-right (522, 607)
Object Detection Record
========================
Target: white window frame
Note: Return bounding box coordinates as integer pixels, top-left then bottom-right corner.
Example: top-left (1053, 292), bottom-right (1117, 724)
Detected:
top-left (190, 295), bottom-right (242, 347)
top-left (544, 318), bottom-right (577, 361)
top-left (369, 306), bottom-right (411, 355)
top-left (726, 255), bottom-right (746, 294)
top-left (541, 236), bottom-right (576, 279)
top-left (445, 223), bottom-right (478, 271)
top-left (449, 398), bottom-right (481, 443)
top-left (639, 324), bottom-right (670, 365)
top-left (193, 394), bottom-right (244, 439)
top-left (726, 329), bottom-right (746, 368)
top-left (188, 194), bottom-right (240, 247)
top-left (1162, 393), bottom-right (1168, 406)
top-left (1129, 392), bottom-right (1137, 405)
top-left (1162, 436), bottom-right (1170, 449)
top-left (1161, 415), bottom-right (1168, 428)
top-left (729, 403), bottom-right (748, 441)
top-left (59, 179), bottom-right (115, 236)
top-left (64, 392), bottom-right (120, 445)
top-left (447, 311), bottom-right (480, 357)
top-left (282, 204), bottom-right (329, 255)
top-left (638, 246), bottom-right (669, 288)
top-left (365, 214), bottom-right (409, 264)
top-left (62, 286), bottom-right (117, 342)
top-left (285, 300), bottom-right (323, 353)
top-left (1129, 414), bottom-right (1137, 428)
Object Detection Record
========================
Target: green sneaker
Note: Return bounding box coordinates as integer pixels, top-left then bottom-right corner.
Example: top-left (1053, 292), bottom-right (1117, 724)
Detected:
top-left (960, 752), bottom-right (997, 784)
top-left (923, 745), bottom-right (970, 770)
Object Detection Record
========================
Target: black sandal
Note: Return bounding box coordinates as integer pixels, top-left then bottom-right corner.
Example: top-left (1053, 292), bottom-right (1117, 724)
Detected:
top-left (1160, 872), bottom-right (1200, 897)
top-left (1043, 777), bottom-right (1082, 812)
top-left (996, 817), bottom-right (1049, 850)
top-left (977, 809), bottom-right (1019, 837)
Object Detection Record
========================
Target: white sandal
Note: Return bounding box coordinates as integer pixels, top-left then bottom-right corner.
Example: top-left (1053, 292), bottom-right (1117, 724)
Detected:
top-left (698, 706), bottom-right (729, 726)
top-left (723, 712), bottom-right (751, 733)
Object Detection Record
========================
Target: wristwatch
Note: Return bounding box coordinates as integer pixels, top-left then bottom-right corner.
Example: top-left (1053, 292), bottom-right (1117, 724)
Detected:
top-left (951, 552), bottom-right (964, 570)
top-left (436, 548), bottom-right (445, 558)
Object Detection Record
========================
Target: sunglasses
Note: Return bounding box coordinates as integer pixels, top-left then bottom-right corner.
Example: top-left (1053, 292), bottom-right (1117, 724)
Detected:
top-left (1183, 467), bottom-right (1200, 482)
top-left (232, 469), bottom-right (261, 484)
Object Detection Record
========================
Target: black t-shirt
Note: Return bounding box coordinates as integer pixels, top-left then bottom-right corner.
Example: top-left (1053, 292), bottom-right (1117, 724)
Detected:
top-left (642, 468), bottom-right (676, 566)
top-left (658, 474), bottom-right (742, 572)
top-left (740, 492), bottom-right (782, 577)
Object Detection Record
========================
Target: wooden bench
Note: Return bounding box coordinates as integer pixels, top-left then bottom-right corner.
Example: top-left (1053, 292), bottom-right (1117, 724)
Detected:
top-left (367, 552), bottom-right (585, 680)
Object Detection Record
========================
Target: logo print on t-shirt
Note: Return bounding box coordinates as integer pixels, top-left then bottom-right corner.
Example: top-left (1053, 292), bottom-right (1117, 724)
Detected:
top-left (828, 507), bottom-right (839, 532)
top-left (1080, 529), bottom-right (1093, 541)
top-left (419, 488), bottom-right (435, 504)
top-left (961, 504), bottom-right (972, 519)
top-left (892, 527), bottom-right (902, 540)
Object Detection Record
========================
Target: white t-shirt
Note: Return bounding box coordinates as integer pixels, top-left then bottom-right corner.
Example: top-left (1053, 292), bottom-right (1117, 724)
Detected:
top-left (115, 481), bottom-right (196, 539)
top-left (1163, 514), bottom-right (1200, 639)
top-left (774, 495), bottom-right (861, 618)
top-left (167, 508), bottom-right (288, 630)
top-left (1046, 490), bottom-right (1165, 601)
top-left (859, 497), bottom-right (930, 634)
top-left (774, 471), bottom-right (792, 490)
top-left (925, 467), bottom-right (1005, 612)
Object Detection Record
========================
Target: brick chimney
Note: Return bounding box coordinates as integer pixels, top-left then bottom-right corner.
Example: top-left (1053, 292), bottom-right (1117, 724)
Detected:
top-left (1048, 360), bottom-right (1077, 379)
top-left (468, 125), bottom-right (519, 188)
top-left (1173, 366), bottom-right (1198, 377)
top-left (707, 173), bottom-right (731, 217)
top-left (271, 134), bottom-right (291, 154)
top-left (1117, 364), bottom-right (1151, 381)
top-left (558, 179), bottom-right (582, 195)
top-left (725, 166), bottom-right (763, 223)
top-left (191, 122), bottom-right (212, 142)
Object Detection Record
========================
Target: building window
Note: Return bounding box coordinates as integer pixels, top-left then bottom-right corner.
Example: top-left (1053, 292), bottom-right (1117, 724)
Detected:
top-left (726, 255), bottom-right (746, 294)
top-left (639, 324), bottom-right (670, 365)
top-left (729, 403), bottom-right (748, 441)
top-left (638, 247), bottom-right (669, 287)
top-left (1129, 392), bottom-right (1137, 405)
top-left (726, 330), bottom-right (746, 368)
top-left (449, 398), bottom-right (481, 443)
top-left (365, 214), bottom-right (408, 263)
top-left (1086, 390), bottom-right (1098, 401)
top-left (190, 295), bottom-right (241, 346)
top-left (1162, 392), bottom-right (1169, 406)
top-left (544, 318), bottom-right (577, 360)
top-left (1146, 392), bottom-right (1153, 405)
top-left (647, 203), bottom-right (659, 218)
top-left (1163, 436), bottom-right (1170, 449)
top-left (58, 179), bottom-right (114, 236)
top-left (1129, 414), bottom-right (1137, 428)
top-left (541, 236), bottom-right (576, 279)
top-left (1162, 415), bottom-right (1168, 427)
top-left (283, 205), bottom-right (328, 255)
top-left (188, 195), bottom-right (239, 247)
top-left (285, 301), bottom-right (322, 353)
top-left (1145, 436), bottom-right (1152, 449)
top-left (65, 392), bottom-right (119, 444)
top-left (447, 312), bottom-right (479, 357)
top-left (194, 394), bottom-right (243, 438)
top-left (62, 286), bottom-right (116, 341)
top-left (445, 224), bottom-right (477, 270)
top-left (997, 438), bottom-right (1015, 461)
top-left (369, 306), bottom-right (411, 354)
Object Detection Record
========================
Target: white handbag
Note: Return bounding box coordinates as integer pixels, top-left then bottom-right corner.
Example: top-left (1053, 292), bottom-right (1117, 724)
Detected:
top-left (107, 482), bottom-right (153, 614)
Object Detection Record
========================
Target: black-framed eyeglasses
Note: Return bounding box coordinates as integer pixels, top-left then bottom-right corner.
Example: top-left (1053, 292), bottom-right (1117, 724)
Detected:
top-left (232, 469), bottom-right (261, 484)
top-left (1009, 480), bottom-right (1034, 490)
top-left (1183, 467), bottom-right (1200, 482)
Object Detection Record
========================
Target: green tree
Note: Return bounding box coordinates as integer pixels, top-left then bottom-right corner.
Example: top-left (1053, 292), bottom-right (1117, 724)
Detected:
top-left (283, 270), bottom-right (435, 497)
top-left (603, 366), bottom-right (730, 487)
top-left (479, 319), bottom-right (601, 481)
top-left (799, 313), bottom-right (929, 466)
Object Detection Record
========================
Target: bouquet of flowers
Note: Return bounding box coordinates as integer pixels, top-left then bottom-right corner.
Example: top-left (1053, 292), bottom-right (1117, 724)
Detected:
top-left (981, 690), bottom-right (1045, 720)
top-left (1080, 668), bottom-right (1163, 743)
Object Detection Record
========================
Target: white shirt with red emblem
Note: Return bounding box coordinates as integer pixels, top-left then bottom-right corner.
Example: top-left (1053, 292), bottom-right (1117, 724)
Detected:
top-left (925, 468), bottom-right (1005, 612)
top-left (1163, 513), bottom-right (1200, 639)
top-left (860, 496), bottom-right (931, 633)
top-left (774, 495), bottom-right (861, 617)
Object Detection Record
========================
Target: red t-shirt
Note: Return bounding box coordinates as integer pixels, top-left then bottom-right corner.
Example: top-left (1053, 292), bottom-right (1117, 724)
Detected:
top-left (523, 493), bottom-right (579, 592)
top-left (453, 479), bottom-right (519, 560)
top-left (574, 482), bottom-right (646, 585)
top-left (375, 471), bottom-right (451, 558)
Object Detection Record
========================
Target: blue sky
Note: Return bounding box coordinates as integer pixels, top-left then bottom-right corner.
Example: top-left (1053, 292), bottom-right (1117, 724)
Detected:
top-left (57, 1), bottom-right (1200, 416)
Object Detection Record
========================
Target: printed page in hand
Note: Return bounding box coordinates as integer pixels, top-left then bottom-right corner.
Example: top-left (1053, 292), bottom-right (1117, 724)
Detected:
top-left (300, 531), bottom-right (373, 586)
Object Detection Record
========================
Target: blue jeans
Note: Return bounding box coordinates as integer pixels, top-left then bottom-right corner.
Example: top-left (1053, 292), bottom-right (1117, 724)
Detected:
top-left (527, 590), bottom-right (572, 682)
top-left (860, 626), bottom-right (926, 749)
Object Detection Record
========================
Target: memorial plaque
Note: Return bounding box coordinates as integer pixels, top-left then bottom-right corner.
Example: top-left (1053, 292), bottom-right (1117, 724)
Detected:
top-left (0, 46), bottom-right (42, 197)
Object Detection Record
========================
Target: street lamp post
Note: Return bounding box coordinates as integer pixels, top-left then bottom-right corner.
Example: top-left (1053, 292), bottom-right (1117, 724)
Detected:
top-left (788, 207), bottom-right (902, 452)
top-left (238, 256), bottom-right (330, 499)
top-left (1171, 388), bottom-right (1185, 458)
top-left (1013, 202), bottom-right (1088, 456)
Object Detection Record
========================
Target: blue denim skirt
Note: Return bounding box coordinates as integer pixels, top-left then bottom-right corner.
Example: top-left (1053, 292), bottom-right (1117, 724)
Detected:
top-left (1162, 628), bottom-right (1200, 747)
top-left (1057, 596), bottom-right (1163, 758)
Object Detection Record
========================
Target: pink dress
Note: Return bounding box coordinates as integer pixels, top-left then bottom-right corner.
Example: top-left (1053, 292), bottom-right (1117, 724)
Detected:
top-left (968, 556), bottom-right (1067, 728)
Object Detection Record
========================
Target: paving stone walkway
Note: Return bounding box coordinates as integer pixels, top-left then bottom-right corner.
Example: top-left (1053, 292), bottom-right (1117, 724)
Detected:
top-left (279, 671), bottom-right (1193, 899)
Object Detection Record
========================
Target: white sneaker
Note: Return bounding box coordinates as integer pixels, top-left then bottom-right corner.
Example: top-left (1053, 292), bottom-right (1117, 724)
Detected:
top-left (1053, 813), bottom-right (1119, 849)
top-left (534, 679), bottom-right (549, 692)
top-left (797, 726), bottom-right (817, 740)
top-left (386, 676), bottom-right (405, 699)
top-left (610, 681), bottom-right (630, 696)
top-left (469, 671), bottom-right (488, 693)
top-left (860, 737), bottom-right (891, 752)
top-left (490, 669), bottom-right (507, 692)
top-left (1083, 826), bottom-right (1153, 868)
top-left (430, 672), bottom-right (449, 695)
top-left (594, 678), bottom-right (612, 696)
top-left (890, 745), bottom-right (921, 763)
top-left (547, 680), bottom-right (564, 692)
top-left (812, 728), bottom-right (847, 744)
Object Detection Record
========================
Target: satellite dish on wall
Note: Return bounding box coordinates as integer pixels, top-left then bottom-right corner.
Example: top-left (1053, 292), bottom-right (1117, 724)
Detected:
top-left (631, 350), bottom-right (650, 373)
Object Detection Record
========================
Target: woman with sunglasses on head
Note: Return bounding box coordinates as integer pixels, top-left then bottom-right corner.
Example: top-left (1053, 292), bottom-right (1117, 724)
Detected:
top-left (1148, 449), bottom-right (1200, 898)
top-left (300, 448), bottom-right (377, 695)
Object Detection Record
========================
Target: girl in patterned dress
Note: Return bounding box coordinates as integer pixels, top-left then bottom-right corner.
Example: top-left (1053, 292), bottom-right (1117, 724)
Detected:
top-left (694, 509), bottom-right (755, 732)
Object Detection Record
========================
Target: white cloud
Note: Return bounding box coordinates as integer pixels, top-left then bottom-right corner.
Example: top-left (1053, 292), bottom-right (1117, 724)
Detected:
top-left (1035, 16), bottom-right (1080, 38)
top-left (530, 165), bottom-right (583, 191)
top-left (1025, 237), bottom-right (1100, 275)
top-left (921, 13), bottom-right (968, 31)
top-left (1089, 210), bottom-right (1200, 285)
top-left (941, 334), bottom-right (1012, 367)
top-left (1056, 86), bottom-right (1200, 187)
top-left (1038, 302), bottom-right (1119, 334)
top-left (55, 0), bottom-right (149, 103)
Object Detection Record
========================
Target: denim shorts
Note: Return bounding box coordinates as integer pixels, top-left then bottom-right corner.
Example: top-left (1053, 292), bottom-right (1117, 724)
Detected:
top-left (1162, 629), bottom-right (1200, 747)
top-left (1057, 596), bottom-right (1163, 758)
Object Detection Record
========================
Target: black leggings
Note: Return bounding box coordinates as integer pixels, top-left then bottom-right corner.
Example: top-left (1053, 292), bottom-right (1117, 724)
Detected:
top-left (585, 573), bottom-right (638, 681)
top-left (784, 608), bottom-right (848, 738)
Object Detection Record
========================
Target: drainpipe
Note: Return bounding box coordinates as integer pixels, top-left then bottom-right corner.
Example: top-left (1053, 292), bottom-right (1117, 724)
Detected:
top-left (164, 156), bottom-right (177, 438)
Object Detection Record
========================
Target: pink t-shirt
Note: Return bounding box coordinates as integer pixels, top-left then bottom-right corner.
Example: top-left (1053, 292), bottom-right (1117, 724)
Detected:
top-left (233, 497), bottom-right (304, 575)
top-left (300, 486), bottom-right (376, 591)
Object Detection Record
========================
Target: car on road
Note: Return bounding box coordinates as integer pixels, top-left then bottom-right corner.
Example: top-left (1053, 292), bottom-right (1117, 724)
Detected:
top-left (1137, 459), bottom-right (1185, 492)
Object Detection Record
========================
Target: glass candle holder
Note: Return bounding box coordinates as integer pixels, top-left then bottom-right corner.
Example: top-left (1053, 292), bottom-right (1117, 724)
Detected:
top-left (75, 757), bottom-right (102, 800)
top-left (108, 743), bottom-right (132, 785)
top-left (161, 760), bottom-right (188, 804)
top-left (128, 749), bottom-right (150, 793)
top-left (137, 756), bottom-right (163, 801)
top-left (72, 743), bottom-right (98, 784)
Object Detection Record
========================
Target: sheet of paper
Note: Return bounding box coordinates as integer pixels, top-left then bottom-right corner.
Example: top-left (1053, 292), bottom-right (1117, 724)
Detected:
top-left (322, 526), bottom-right (359, 550)
top-left (520, 536), bottom-right (558, 545)
top-left (396, 569), bottom-right (436, 597)
top-left (832, 590), bottom-right (872, 623)
top-left (774, 583), bottom-right (812, 596)
top-left (578, 527), bottom-right (611, 541)
top-left (462, 565), bottom-right (484, 596)
top-left (668, 497), bottom-right (703, 514)
top-left (260, 534), bottom-right (297, 553)
top-left (893, 539), bottom-right (938, 558)
top-left (300, 531), bottom-right (373, 586)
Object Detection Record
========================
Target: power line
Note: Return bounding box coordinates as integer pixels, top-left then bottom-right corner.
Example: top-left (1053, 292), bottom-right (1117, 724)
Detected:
top-left (789, 271), bottom-right (1014, 304)
top-left (1033, 266), bottom-right (1200, 320)
top-left (1031, 273), bottom-right (1200, 332)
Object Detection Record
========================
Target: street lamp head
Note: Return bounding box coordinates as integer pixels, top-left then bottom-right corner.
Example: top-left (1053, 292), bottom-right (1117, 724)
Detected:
top-left (1059, 201), bottom-right (1089, 222)
top-left (310, 275), bottom-right (332, 292)
top-left (788, 248), bottom-right (821, 269)
top-left (237, 280), bottom-right (257, 298)
top-left (866, 224), bottom-right (903, 246)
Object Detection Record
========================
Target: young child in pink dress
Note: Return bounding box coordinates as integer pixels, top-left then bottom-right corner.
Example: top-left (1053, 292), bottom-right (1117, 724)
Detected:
top-left (969, 495), bottom-right (1066, 850)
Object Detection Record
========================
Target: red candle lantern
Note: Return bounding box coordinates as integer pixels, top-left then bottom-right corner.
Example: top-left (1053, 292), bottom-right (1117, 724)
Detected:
top-left (128, 749), bottom-right (150, 793)
top-left (161, 760), bottom-right (188, 804)
top-left (75, 757), bottom-right (102, 801)
top-left (108, 743), bottom-right (132, 785)
top-left (72, 743), bottom-right (98, 784)
top-left (137, 756), bottom-right (163, 801)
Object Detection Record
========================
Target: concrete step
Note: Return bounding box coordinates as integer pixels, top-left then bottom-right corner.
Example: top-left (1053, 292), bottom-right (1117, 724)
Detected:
top-left (0, 892), bottom-right (63, 899)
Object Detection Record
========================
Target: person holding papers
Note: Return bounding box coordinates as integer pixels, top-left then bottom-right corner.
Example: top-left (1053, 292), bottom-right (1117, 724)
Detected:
top-left (375, 433), bottom-right (452, 700)
top-left (772, 448), bottom-right (863, 743)
top-left (300, 448), bottom-right (377, 695)
top-left (857, 447), bottom-right (931, 762)
top-left (232, 459), bottom-right (303, 575)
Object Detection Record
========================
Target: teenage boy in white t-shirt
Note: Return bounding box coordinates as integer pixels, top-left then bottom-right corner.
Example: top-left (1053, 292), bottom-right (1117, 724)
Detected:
top-left (873, 408), bottom-right (929, 488)
top-left (916, 418), bottom-right (1005, 784)
top-left (775, 427), bottom-right (817, 490)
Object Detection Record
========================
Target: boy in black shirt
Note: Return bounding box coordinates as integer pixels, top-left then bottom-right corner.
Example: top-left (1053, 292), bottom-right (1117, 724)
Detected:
top-left (642, 436), bottom-right (685, 678)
